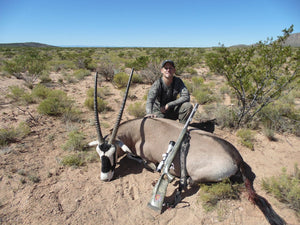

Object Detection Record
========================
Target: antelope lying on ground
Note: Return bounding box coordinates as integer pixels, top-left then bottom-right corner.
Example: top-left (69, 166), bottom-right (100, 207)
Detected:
top-left (90, 71), bottom-right (285, 225)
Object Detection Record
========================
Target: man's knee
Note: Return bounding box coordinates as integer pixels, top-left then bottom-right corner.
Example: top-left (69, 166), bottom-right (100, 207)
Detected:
top-left (180, 102), bottom-right (193, 114)
top-left (178, 102), bottom-right (193, 123)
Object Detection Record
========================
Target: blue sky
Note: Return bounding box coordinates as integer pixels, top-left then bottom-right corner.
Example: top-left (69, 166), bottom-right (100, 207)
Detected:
top-left (0, 0), bottom-right (299, 47)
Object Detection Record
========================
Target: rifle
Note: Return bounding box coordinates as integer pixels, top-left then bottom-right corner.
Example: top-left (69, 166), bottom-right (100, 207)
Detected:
top-left (147, 103), bottom-right (199, 211)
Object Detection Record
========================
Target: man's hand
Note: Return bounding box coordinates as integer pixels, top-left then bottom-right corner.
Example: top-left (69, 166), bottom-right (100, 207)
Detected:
top-left (160, 104), bottom-right (169, 113)
top-left (145, 114), bottom-right (157, 118)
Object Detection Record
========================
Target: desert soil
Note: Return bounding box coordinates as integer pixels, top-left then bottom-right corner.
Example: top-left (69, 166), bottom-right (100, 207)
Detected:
top-left (0, 72), bottom-right (299, 225)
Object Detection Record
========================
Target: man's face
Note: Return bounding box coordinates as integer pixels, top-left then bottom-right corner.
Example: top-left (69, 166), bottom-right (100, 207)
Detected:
top-left (161, 62), bottom-right (176, 79)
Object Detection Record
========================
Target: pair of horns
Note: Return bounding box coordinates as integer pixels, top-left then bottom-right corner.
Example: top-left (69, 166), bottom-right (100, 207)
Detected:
top-left (94, 68), bottom-right (134, 145)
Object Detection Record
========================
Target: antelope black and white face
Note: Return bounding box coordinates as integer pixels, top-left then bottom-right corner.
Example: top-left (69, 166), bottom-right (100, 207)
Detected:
top-left (93, 69), bottom-right (134, 182)
top-left (96, 143), bottom-right (117, 181)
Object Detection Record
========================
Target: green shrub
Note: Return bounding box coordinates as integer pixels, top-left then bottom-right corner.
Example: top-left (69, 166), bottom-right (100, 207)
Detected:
top-left (97, 62), bottom-right (114, 81)
top-left (84, 96), bottom-right (108, 112)
top-left (0, 122), bottom-right (31, 146)
top-left (132, 73), bottom-right (143, 84)
top-left (7, 86), bottom-right (26, 101)
top-left (6, 86), bottom-right (36, 104)
top-left (62, 130), bottom-right (86, 151)
top-left (186, 67), bottom-right (198, 75)
top-left (86, 87), bottom-right (110, 98)
top-left (187, 78), bottom-right (218, 105)
top-left (73, 69), bottom-right (91, 80)
top-left (193, 89), bottom-right (216, 105)
top-left (37, 90), bottom-right (74, 116)
top-left (199, 179), bottom-right (241, 212)
top-left (125, 55), bottom-right (149, 70)
top-left (61, 154), bottom-right (85, 167)
top-left (214, 105), bottom-right (239, 128)
top-left (262, 165), bottom-right (300, 217)
top-left (259, 97), bottom-right (300, 136)
top-left (236, 129), bottom-right (255, 150)
top-left (113, 72), bottom-right (129, 88)
top-left (128, 102), bottom-right (146, 118)
top-left (31, 84), bottom-right (51, 99)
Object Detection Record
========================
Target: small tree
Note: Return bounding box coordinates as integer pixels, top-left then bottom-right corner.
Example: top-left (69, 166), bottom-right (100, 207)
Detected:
top-left (97, 61), bottom-right (114, 81)
top-left (206, 25), bottom-right (299, 127)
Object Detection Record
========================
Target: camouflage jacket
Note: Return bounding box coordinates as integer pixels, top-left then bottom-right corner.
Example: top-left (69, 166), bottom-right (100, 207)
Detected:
top-left (146, 76), bottom-right (190, 114)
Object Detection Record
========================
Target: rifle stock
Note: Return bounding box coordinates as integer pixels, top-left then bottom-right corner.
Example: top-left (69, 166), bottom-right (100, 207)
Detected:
top-left (148, 103), bottom-right (199, 211)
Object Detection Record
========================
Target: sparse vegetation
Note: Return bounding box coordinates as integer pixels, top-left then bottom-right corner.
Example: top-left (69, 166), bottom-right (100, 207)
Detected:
top-left (113, 72), bottom-right (130, 88)
top-left (37, 89), bottom-right (78, 119)
top-left (236, 129), bottom-right (255, 150)
top-left (3, 49), bottom-right (48, 88)
top-left (62, 129), bottom-right (87, 152)
top-left (73, 68), bottom-right (91, 80)
top-left (0, 122), bottom-right (31, 146)
top-left (199, 179), bottom-right (242, 212)
top-left (84, 88), bottom-right (110, 112)
top-left (61, 153), bottom-right (86, 167)
top-left (262, 164), bottom-right (300, 217)
top-left (128, 102), bottom-right (146, 118)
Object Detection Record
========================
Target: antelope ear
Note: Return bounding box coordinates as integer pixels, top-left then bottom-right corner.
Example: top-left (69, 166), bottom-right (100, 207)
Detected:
top-left (115, 140), bottom-right (132, 153)
top-left (88, 140), bottom-right (99, 147)
top-left (108, 68), bottom-right (134, 144)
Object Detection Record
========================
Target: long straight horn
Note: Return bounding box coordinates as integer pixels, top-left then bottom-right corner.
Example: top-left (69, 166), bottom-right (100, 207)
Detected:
top-left (94, 72), bottom-right (104, 145)
top-left (108, 68), bottom-right (134, 144)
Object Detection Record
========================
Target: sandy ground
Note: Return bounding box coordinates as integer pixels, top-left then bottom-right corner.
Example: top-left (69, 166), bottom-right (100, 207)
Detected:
top-left (0, 73), bottom-right (299, 225)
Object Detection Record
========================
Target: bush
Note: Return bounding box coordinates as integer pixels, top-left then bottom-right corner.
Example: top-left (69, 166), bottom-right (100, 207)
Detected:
top-left (7, 86), bottom-right (26, 101)
top-left (262, 165), bottom-right (300, 217)
top-left (113, 72), bottom-right (129, 88)
top-left (84, 96), bottom-right (108, 112)
top-left (37, 89), bottom-right (78, 119)
top-left (31, 84), bottom-right (51, 99)
top-left (214, 105), bottom-right (239, 128)
top-left (97, 62), bottom-right (114, 81)
top-left (125, 56), bottom-right (149, 70)
top-left (193, 89), bottom-right (216, 105)
top-left (128, 102), bottom-right (146, 118)
top-left (140, 62), bottom-right (161, 84)
top-left (236, 129), bottom-right (255, 150)
top-left (86, 87), bottom-right (110, 99)
top-left (7, 86), bottom-right (35, 104)
top-left (199, 179), bottom-right (241, 212)
top-left (62, 130), bottom-right (86, 151)
top-left (3, 49), bottom-right (48, 88)
top-left (132, 73), bottom-right (144, 84)
top-left (73, 69), bottom-right (91, 80)
top-left (61, 154), bottom-right (85, 167)
top-left (0, 122), bottom-right (31, 146)
top-left (259, 96), bottom-right (300, 136)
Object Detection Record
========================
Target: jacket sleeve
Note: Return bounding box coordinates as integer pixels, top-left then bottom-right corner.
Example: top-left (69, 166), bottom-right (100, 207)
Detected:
top-left (146, 80), bottom-right (160, 114)
top-left (167, 78), bottom-right (190, 108)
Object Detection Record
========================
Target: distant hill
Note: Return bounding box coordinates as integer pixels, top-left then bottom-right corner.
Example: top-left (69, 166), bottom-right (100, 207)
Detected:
top-left (1, 34), bottom-right (299, 48)
top-left (0, 42), bottom-right (56, 47)
top-left (283, 32), bottom-right (300, 47)
top-left (230, 33), bottom-right (300, 48)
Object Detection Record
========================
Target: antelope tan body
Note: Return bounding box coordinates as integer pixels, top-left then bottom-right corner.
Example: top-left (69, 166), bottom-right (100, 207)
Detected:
top-left (115, 117), bottom-right (243, 184)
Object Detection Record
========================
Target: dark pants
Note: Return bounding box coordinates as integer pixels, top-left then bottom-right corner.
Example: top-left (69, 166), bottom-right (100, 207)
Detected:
top-left (154, 102), bottom-right (193, 124)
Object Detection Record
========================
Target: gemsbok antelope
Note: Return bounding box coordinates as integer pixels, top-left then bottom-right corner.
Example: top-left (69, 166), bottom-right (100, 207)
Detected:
top-left (90, 71), bottom-right (285, 225)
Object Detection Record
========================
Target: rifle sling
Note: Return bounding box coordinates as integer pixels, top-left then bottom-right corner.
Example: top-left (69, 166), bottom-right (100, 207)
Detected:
top-left (171, 131), bottom-right (191, 208)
